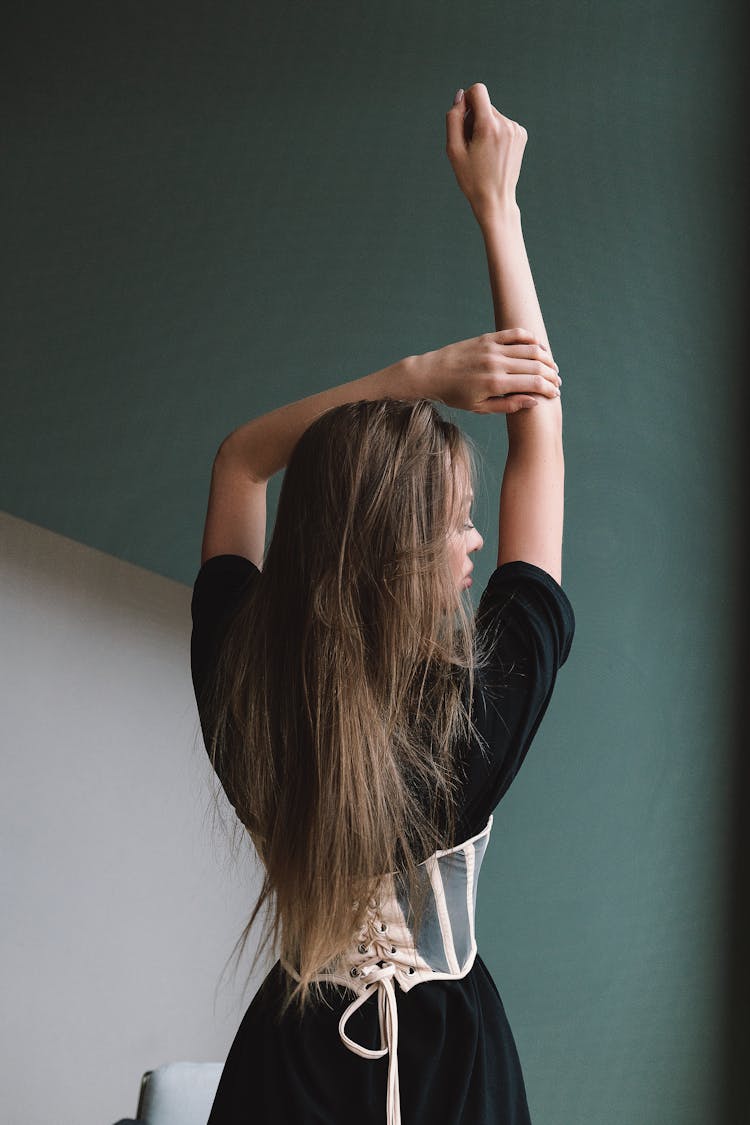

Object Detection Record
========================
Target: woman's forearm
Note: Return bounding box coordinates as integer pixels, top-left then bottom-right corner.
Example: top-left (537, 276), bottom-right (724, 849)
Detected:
top-left (219, 354), bottom-right (426, 482)
top-left (479, 204), bottom-right (562, 445)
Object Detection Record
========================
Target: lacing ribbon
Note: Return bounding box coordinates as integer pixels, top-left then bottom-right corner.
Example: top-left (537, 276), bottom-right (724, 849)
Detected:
top-left (338, 956), bottom-right (401, 1125)
top-left (283, 906), bottom-right (410, 1125)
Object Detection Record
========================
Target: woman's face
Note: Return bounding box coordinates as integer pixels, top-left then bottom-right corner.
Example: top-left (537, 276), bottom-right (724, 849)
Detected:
top-left (446, 468), bottom-right (484, 590)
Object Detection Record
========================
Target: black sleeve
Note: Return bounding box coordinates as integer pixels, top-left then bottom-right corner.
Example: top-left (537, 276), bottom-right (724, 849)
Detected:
top-left (455, 560), bottom-right (576, 839)
top-left (190, 553), bottom-right (261, 737)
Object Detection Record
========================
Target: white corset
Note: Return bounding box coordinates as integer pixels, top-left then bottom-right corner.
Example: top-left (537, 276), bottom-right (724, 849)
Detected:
top-left (281, 814), bottom-right (493, 1125)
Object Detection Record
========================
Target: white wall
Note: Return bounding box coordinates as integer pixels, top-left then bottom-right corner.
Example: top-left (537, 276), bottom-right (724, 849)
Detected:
top-left (0, 511), bottom-right (271, 1125)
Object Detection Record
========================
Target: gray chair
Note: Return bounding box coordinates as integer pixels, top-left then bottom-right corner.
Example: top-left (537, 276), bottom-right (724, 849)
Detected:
top-left (112, 1061), bottom-right (224, 1125)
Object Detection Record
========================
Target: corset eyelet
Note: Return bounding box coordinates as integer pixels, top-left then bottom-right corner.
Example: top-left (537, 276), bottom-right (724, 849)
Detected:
top-left (379, 922), bottom-right (387, 932)
top-left (409, 967), bottom-right (415, 974)
top-left (391, 946), bottom-right (396, 953)
top-left (357, 942), bottom-right (369, 954)
top-left (350, 966), bottom-right (359, 977)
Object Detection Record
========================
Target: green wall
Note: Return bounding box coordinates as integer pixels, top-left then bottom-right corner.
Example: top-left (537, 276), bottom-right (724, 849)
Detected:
top-left (5, 2), bottom-right (745, 1121)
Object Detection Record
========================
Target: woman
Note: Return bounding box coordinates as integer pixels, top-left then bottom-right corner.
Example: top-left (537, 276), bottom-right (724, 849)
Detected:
top-left (190, 83), bottom-right (574, 1125)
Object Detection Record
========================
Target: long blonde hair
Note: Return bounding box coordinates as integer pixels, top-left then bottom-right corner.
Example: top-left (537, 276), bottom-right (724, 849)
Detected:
top-left (201, 397), bottom-right (495, 1022)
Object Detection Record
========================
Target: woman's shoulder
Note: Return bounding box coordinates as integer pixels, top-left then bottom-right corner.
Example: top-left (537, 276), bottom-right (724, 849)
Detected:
top-left (453, 560), bottom-right (576, 829)
top-left (191, 553), bottom-right (261, 625)
top-left (192, 551), bottom-right (261, 594)
top-left (190, 554), bottom-right (261, 704)
top-left (475, 559), bottom-right (575, 669)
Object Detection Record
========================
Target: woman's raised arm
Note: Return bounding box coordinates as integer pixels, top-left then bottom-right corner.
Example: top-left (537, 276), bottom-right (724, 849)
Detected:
top-left (202, 355), bottom-right (426, 568)
top-left (446, 83), bottom-right (566, 584)
top-left (218, 354), bottom-right (426, 483)
top-left (218, 333), bottom-right (560, 484)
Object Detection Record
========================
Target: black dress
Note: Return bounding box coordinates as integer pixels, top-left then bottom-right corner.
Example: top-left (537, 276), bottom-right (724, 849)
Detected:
top-left (190, 555), bottom-right (575, 1125)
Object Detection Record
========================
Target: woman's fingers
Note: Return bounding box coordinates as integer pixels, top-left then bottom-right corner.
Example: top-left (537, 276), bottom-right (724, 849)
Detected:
top-left (505, 367), bottom-right (560, 392)
top-left (494, 333), bottom-right (560, 383)
top-left (478, 393), bottom-right (542, 414)
top-left (424, 327), bottom-right (560, 413)
top-left (446, 91), bottom-right (467, 153)
top-left (501, 348), bottom-right (559, 380)
top-left (445, 82), bottom-right (493, 147)
top-left (461, 83), bottom-right (494, 128)
top-left (489, 363), bottom-right (560, 398)
top-left (503, 375), bottom-right (560, 397)
top-left (494, 326), bottom-right (540, 345)
top-left (493, 327), bottom-right (554, 361)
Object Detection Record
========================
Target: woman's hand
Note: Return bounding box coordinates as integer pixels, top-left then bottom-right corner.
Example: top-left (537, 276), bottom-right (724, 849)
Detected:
top-left (445, 82), bottom-right (528, 222)
top-left (417, 327), bottom-right (561, 413)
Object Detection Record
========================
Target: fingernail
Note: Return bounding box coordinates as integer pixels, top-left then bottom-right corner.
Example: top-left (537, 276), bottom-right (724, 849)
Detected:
top-left (454, 88), bottom-right (464, 105)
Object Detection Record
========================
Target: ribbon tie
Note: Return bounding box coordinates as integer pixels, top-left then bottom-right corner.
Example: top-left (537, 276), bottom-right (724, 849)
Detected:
top-left (338, 958), bottom-right (401, 1125)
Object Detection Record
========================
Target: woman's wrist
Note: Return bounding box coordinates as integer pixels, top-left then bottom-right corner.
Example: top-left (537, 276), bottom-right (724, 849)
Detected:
top-left (373, 352), bottom-right (431, 401)
top-left (474, 198), bottom-right (522, 233)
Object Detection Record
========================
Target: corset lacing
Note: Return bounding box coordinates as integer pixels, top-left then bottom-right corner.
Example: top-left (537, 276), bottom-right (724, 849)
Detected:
top-left (334, 892), bottom-right (421, 1125)
top-left (280, 815), bottom-right (494, 1125)
top-left (283, 885), bottom-right (426, 1125)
